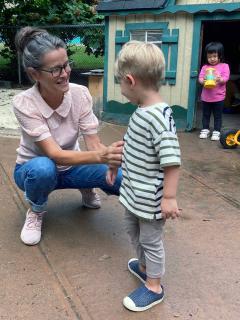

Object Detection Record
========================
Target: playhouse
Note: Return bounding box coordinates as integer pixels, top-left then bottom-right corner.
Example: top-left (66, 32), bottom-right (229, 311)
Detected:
top-left (97, 0), bottom-right (240, 130)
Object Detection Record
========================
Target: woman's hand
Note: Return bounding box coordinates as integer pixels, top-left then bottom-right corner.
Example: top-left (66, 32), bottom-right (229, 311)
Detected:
top-left (106, 167), bottom-right (118, 185)
top-left (99, 140), bottom-right (124, 166)
top-left (36, 137), bottom-right (124, 166)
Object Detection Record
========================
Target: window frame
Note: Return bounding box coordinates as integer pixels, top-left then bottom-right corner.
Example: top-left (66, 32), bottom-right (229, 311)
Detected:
top-left (115, 22), bottom-right (179, 85)
top-left (130, 29), bottom-right (163, 47)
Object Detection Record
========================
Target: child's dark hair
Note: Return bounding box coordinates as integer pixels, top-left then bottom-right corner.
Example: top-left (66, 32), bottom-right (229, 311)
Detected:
top-left (204, 42), bottom-right (224, 63)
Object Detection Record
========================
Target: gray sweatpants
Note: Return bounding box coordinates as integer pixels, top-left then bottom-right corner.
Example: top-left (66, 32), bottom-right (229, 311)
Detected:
top-left (124, 210), bottom-right (165, 279)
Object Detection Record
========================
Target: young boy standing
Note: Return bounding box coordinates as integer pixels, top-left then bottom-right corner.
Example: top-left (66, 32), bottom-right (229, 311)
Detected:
top-left (107, 41), bottom-right (181, 312)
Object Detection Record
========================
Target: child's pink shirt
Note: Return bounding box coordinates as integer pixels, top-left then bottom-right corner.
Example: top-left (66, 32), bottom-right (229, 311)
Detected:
top-left (12, 83), bottom-right (99, 171)
top-left (199, 63), bottom-right (230, 102)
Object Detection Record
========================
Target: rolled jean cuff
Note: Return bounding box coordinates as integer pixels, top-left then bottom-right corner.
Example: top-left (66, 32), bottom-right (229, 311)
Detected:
top-left (24, 192), bottom-right (47, 213)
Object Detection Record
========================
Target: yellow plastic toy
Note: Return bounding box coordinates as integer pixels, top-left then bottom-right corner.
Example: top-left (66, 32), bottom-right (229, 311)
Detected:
top-left (204, 67), bottom-right (216, 89)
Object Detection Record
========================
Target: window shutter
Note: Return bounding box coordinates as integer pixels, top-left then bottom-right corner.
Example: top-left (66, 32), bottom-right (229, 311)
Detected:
top-left (115, 30), bottom-right (130, 57)
top-left (162, 29), bottom-right (179, 85)
top-left (115, 26), bottom-right (179, 85)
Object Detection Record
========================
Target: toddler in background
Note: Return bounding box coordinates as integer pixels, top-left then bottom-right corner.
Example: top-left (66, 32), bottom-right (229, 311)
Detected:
top-left (199, 42), bottom-right (230, 140)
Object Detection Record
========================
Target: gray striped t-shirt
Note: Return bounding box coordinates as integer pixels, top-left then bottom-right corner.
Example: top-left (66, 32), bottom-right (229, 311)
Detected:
top-left (119, 102), bottom-right (181, 220)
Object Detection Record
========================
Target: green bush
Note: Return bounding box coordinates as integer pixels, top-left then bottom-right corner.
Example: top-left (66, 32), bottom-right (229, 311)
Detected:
top-left (0, 44), bottom-right (10, 69)
top-left (69, 45), bottom-right (103, 70)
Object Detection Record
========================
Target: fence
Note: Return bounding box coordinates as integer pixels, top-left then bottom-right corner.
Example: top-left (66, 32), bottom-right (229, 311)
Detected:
top-left (0, 24), bottom-right (105, 118)
top-left (0, 24), bottom-right (104, 86)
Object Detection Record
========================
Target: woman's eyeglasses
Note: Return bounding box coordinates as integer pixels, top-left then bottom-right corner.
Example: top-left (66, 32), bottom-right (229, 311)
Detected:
top-left (37, 61), bottom-right (73, 78)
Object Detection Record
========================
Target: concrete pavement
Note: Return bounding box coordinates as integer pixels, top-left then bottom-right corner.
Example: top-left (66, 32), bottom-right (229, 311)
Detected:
top-left (0, 88), bottom-right (21, 136)
top-left (0, 96), bottom-right (239, 319)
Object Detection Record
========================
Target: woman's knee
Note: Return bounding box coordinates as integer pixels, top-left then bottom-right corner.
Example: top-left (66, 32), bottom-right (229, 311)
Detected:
top-left (14, 157), bottom-right (57, 191)
top-left (28, 157), bottom-right (57, 182)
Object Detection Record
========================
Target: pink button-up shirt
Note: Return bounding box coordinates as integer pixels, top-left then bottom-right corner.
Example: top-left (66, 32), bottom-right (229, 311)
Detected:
top-left (13, 83), bottom-right (99, 171)
top-left (199, 63), bottom-right (230, 102)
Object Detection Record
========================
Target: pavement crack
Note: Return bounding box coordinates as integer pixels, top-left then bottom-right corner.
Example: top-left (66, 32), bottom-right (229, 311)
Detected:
top-left (0, 162), bottom-right (26, 213)
top-left (182, 168), bottom-right (240, 210)
top-left (0, 162), bottom-right (92, 320)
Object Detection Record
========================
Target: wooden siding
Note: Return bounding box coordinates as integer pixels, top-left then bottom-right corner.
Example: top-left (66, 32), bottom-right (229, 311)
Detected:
top-left (176, 0), bottom-right (239, 5)
top-left (107, 13), bottom-right (193, 110)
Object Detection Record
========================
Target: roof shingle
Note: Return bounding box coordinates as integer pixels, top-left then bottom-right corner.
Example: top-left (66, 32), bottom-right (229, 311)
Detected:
top-left (97, 0), bottom-right (168, 12)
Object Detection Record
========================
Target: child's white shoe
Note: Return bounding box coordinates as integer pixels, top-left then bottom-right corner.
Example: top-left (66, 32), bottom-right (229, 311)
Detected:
top-left (211, 131), bottom-right (220, 141)
top-left (199, 129), bottom-right (210, 139)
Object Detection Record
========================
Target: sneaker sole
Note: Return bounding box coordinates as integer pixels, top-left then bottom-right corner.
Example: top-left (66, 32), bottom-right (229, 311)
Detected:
top-left (20, 236), bottom-right (41, 246)
top-left (199, 134), bottom-right (210, 139)
top-left (123, 295), bottom-right (164, 312)
top-left (128, 258), bottom-right (146, 284)
top-left (82, 202), bottom-right (101, 209)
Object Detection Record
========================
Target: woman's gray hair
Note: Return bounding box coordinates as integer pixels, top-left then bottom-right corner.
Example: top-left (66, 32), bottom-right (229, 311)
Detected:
top-left (15, 26), bottom-right (66, 70)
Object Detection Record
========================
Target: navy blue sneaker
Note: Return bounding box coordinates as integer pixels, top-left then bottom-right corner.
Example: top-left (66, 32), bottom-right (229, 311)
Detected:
top-left (128, 258), bottom-right (147, 283)
top-left (123, 285), bottom-right (164, 312)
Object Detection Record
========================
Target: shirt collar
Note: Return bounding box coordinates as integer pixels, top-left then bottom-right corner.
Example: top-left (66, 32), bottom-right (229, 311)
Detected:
top-left (33, 83), bottom-right (72, 119)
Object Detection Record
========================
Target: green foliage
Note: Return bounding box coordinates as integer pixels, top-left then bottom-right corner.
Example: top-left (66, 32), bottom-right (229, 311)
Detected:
top-left (1, 0), bottom-right (103, 26)
top-left (0, 0), bottom-right (104, 80)
top-left (70, 45), bottom-right (103, 69)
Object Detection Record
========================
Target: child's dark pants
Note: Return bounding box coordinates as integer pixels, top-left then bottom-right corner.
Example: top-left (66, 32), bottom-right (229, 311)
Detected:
top-left (202, 100), bottom-right (224, 132)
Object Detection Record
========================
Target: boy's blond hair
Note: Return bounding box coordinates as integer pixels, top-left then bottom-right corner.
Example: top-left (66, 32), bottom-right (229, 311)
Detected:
top-left (115, 40), bottom-right (165, 91)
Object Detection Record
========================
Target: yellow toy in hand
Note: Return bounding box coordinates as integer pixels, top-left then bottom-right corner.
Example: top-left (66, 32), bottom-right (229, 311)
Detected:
top-left (204, 67), bottom-right (216, 89)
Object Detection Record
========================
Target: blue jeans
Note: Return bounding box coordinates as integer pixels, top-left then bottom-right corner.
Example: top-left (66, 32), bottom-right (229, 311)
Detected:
top-left (14, 157), bottom-right (122, 212)
top-left (202, 100), bottom-right (224, 132)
